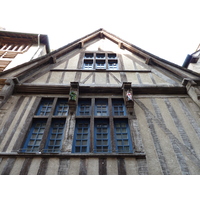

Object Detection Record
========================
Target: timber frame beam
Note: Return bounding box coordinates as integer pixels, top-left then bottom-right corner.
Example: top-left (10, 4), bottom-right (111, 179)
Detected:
top-left (14, 83), bottom-right (187, 95)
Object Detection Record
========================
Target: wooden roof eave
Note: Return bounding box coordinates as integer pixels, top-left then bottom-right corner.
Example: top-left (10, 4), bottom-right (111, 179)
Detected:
top-left (101, 29), bottom-right (200, 81)
top-left (0, 30), bottom-right (50, 53)
top-left (0, 29), bottom-right (102, 82)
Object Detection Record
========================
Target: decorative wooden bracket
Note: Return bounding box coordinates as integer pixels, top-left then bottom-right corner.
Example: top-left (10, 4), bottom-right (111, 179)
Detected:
top-left (68, 82), bottom-right (79, 114)
top-left (118, 42), bottom-right (125, 50)
top-left (49, 56), bottom-right (56, 64)
top-left (145, 57), bottom-right (152, 65)
top-left (122, 82), bottom-right (134, 115)
top-left (78, 42), bottom-right (84, 48)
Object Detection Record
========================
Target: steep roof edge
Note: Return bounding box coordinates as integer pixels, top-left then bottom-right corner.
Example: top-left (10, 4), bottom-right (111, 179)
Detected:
top-left (1, 28), bottom-right (200, 79)
top-left (101, 29), bottom-right (200, 78)
top-left (0, 30), bottom-right (50, 54)
top-left (0, 29), bottom-right (102, 77)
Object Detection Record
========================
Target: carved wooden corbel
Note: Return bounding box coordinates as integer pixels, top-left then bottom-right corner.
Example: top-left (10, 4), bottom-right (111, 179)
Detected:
top-left (122, 82), bottom-right (134, 114)
top-left (118, 42), bottom-right (124, 50)
top-left (68, 82), bottom-right (79, 114)
top-left (49, 56), bottom-right (57, 64)
top-left (145, 57), bottom-right (152, 65)
top-left (78, 42), bottom-right (84, 48)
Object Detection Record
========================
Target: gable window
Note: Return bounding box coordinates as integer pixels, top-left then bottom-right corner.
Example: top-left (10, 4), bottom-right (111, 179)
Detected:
top-left (82, 52), bottom-right (118, 70)
top-left (72, 98), bottom-right (133, 154)
top-left (20, 98), bottom-right (68, 153)
top-left (83, 60), bottom-right (93, 69)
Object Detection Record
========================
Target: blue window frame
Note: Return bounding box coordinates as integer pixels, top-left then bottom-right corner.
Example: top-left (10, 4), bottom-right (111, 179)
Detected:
top-left (108, 60), bottom-right (118, 70)
top-left (36, 98), bottom-right (54, 116)
top-left (83, 52), bottom-right (118, 70)
top-left (54, 98), bottom-right (68, 116)
top-left (94, 119), bottom-right (111, 153)
top-left (112, 99), bottom-right (126, 116)
top-left (108, 53), bottom-right (117, 59)
top-left (96, 60), bottom-right (106, 69)
top-left (85, 53), bottom-right (94, 59)
top-left (72, 119), bottom-right (90, 153)
top-left (95, 99), bottom-right (108, 116)
top-left (22, 119), bottom-right (47, 153)
top-left (77, 99), bottom-right (91, 116)
top-left (83, 60), bottom-right (93, 69)
top-left (114, 119), bottom-right (133, 153)
top-left (43, 119), bottom-right (65, 153)
top-left (96, 53), bottom-right (105, 59)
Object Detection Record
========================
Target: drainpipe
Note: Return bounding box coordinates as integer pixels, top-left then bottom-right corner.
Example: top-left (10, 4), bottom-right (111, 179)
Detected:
top-left (31, 34), bottom-right (41, 60)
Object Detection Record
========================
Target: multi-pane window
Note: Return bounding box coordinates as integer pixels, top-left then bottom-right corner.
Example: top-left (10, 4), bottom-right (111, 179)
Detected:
top-left (73, 98), bottom-right (133, 153)
top-left (95, 99), bottom-right (108, 116)
top-left (72, 119), bottom-right (90, 153)
top-left (22, 119), bottom-right (46, 153)
top-left (36, 98), bottom-right (54, 116)
top-left (83, 52), bottom-right (118, 70)
top-left (21, 98), bottom-right (68, 153)
top-left (54, 99), bottom-right (69, 116)
top-left (44, 119), bottom-right (65, 153)
top-left (77, 99), bottom-right (91, 116)
top-left (94, 119), bottom-right (111, 153)
top-left (112, 99), bottom-right (126, 116)
top-left (114, 119), bottom-right (133, 153)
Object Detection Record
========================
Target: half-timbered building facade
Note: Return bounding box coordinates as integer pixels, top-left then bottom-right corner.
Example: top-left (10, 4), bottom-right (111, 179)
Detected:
top-left (0, 29), bottom-right (200, 175)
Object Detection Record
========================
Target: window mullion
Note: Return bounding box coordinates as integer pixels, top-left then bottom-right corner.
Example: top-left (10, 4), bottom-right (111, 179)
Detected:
top-left (94, 53), bottom-right (96, 69)
top-left (90, 98), bottom-right (95, 152)
top-left (39, 98), bottom-right (58, 151)
top-left (106, 53), bottom-right (108, 69)
top-left (108, 98), bottom-right (115, 152)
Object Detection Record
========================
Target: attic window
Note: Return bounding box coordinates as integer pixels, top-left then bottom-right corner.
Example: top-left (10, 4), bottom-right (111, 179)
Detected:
top-left (108, 53), bottom-right (117, 59)
top-left (96, 53), bottom-right (105, 59)
top-left (82, 52), bottom-right (118, 70)
top-left (85, 53), bottom-right (94, 59)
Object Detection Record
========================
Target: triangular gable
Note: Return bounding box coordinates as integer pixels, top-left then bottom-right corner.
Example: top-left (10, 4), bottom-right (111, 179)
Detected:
top-left (0, 28), bottom-right (200, 105)
top-left (1, 28), bottom-right (200, 82)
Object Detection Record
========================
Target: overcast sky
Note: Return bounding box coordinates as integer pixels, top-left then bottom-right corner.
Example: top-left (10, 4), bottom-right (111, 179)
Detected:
top-left (1, 0), bottom-right (200, 66)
